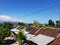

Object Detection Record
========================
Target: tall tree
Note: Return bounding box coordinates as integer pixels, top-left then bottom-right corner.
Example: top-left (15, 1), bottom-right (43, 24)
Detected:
top-left (33, 20), bottom-right (40, 27)
top-left (56, 20), bottom-right (60, 28)
top-left (18, 22), bottom-right (27, 27)
top-left (48, 19), bottom-right (55, 27)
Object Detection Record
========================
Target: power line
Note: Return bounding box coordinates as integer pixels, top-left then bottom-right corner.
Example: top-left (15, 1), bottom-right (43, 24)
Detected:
top-left (23, 4), bottom-right (60, 17)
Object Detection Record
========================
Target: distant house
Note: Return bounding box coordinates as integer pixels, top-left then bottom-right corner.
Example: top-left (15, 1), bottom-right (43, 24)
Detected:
top-left (11, 25), bottom-right (25, 34)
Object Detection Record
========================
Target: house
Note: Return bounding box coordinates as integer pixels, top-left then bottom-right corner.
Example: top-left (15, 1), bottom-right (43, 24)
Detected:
top-left (23, 27), bottom-right (60, 45)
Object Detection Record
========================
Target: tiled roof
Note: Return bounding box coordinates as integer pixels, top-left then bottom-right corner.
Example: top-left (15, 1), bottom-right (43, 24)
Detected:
top-left (26, 27), bottom-right (60, 38)
top-left (26, 27), bottom-right (34, 32)
top-left (35, 28), bottom-right (60, 38)
top-left (29, 27), bottom-right (39, 34)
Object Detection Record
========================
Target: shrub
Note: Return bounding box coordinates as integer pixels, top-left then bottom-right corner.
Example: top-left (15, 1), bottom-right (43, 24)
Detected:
top-left (0, 27), bottom-right (11, 44)
top-left (17, 29), bottom-right (25, 45)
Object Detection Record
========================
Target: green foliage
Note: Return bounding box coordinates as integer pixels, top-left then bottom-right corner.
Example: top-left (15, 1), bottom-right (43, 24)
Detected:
top-left (2, 22), bottom-right (13, 29)
top-left (17, 29), bottom-right (25, 45)
top-left (0, 23), bottom-right (2, 27)
top-left (32, 20), bottom-right (41, 27)
top-left (56, 20), bottom-right (60, 28)
top-left (0, 35), bottom-right (3, 45)
top-left (18, 22), bottom-right (27, 26)
top-left (0, 27), bottom-right (11, 44)
top-left (28, 23), bottom-right (33, 26)
top-left (48, 19), bottom-right (55, 27)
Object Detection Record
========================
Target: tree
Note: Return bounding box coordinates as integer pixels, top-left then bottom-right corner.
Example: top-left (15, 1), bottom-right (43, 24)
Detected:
top-left (48, 19), bottom-right (55, 27)
top-left (18, 22), bottom-right (27, 27)
top-left (0, 35), bottom-right (3, 44)
top-left (0, 23), bottom-right (2, 27)
top-left (2, 22), bottom-right (13, 29)
top-left (33, 20), bottom-right (41, 27)
top-left (17, 29), bottom-right (25, 45)
top-left (56, 20), bottom-right (60, 28)
top-left (27, 23), bottom-right (33, 27)
top-left (0, 27), bottom-right (11, 44)
top-left (18, 22), bottom-right (24, 26)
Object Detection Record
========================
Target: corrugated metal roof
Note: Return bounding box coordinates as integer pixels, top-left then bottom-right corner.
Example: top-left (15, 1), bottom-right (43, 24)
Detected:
top-left (29, 34), bottom-right (55, 45)
top-left (27, 27), bottom-right (60, 38)
top-left (11, 28), bottom-right (18, 33)
top-left (23, 28), bottom-right (35, 40)
top-left (35, 28), bottom-right (60, 38)
top-left (11, 28), bottom-right (18, 32)
top-left (24, 30), bottom-right (29, 34)
top-left (26, 34), bottom-right (35, 40)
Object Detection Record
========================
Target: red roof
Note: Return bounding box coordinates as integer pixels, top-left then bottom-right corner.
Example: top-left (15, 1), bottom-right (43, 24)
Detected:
top-left (27, 27), bottom-right (60, 38)
top-left (35, 27), bottom-right (60, 38)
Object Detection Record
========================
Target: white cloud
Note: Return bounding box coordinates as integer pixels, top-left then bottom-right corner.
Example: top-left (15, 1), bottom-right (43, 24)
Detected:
top-left (0, 15), bottom-right (22, 22)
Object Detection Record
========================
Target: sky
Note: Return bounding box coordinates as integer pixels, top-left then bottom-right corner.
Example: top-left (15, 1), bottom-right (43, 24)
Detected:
top-left (0, 0), bottom-right (60, 23)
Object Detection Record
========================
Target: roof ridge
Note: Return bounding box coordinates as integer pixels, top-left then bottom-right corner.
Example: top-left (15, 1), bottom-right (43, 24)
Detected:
top-left (34, 28), bottom-right (41, 35)
top-left (56, 33), bottom-right (60, 38)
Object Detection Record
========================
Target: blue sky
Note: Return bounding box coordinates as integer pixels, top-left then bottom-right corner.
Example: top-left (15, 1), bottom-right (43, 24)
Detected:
top-left (0, 0), bottom-right (60, 23)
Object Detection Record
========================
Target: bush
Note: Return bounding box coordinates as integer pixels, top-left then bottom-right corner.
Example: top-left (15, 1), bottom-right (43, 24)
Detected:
top-left (0, 27), bottom-right (11, 44)
top-left (17, 29), bottom-right (25, 45)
